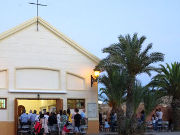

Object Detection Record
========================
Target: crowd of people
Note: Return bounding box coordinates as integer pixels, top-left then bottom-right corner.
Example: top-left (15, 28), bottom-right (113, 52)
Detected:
top-left (19, 108), bottom-right (87, 135)
top-left (99, 111), bottom-right (117, 132)
top-left (99, 108), bottom-right (166, 132)
top-left (137, 108), bottom-right (165, 130)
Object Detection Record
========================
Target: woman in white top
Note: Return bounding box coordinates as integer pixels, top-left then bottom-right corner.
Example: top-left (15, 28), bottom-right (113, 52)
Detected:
top-left (40, 114), bottom-right (49, 135)
top-left (57, 110), bottom-right (63, 135)
top-left (158, 108), bottom-right (163, 121)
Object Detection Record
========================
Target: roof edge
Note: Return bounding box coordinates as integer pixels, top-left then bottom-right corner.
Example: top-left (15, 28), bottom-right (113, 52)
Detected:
top-left (0, 17), bottom-right (100, 64)
top-left (0, 17), bottom-right (36, 40)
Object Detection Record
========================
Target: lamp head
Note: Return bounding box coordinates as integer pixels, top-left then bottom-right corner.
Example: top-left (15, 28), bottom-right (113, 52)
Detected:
top-left (94, 71), bottom-right (100, 78)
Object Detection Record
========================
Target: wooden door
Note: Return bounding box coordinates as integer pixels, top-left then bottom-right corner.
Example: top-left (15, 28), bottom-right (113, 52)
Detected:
top-left (56, 99), bottom-right (63, 113)
top-left (18, 105), bottom-right (25, 116)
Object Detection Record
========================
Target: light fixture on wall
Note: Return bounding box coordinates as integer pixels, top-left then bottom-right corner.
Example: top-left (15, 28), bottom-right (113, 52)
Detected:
top-left (91, 71), bottom-right (100, 87)
top-left (37, 93), bottom-right (40, 99)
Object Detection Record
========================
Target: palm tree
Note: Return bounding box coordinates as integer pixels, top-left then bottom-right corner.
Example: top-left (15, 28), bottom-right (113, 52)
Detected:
top-left (99, 69), bottom-right (160, 134)
top-left (150, 62), bottom-right (180, 130)
top-left (96, 33), bottom-right (164, 126)
top-left (98, 68), bottom-right (129, 134)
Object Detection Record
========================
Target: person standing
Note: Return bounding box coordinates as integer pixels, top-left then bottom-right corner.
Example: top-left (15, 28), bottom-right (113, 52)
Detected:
top-left (35, 111), bottom-right (42, 122)
top-left (152, 114), bottom-right (158, 130)
top-left (158, 108), bottom-right (163, 121)
top-left (67, 109), bottom-right (72, 124)
top-left (71, 109), bottom-right (76, 126)
top-left (40, 114), bottom-right (49, 135)
top-left (99, 112), bottom-right (102, 125)
top-left (28, 110), bottom-right (33, 124)
top-left (20, 110), bottom-right (28, 128)
top-left (104, 119), bottom-right (110, 132)
top-left (30, 110), bottom-right (37, 124)
top-left (80, 109), bottom-right (86, 125)
top-left (99, 113), bottom-right (103, 131)
top-left (44, 112), bottom-right (49, 120)
top-left (155, 109), bottom-right (159, 119)
top-left (114, 112), bottom-right (117, 126)
top-left (110, 112), bottom-right (115, 132)
top-left (58, 110), bottom-right (68, 134)
top-left (140, 110), bottom-right (145, 123)
top-left (62, 122), bottom-right (70, 135)
top-left (80, 109), bottom-right (86, 119)
top-left (74, 108), bottom-right (82, 134)
top-left (103, 112), bottom-right (107, 122)
top-left (48, 112), bottom-right (57, 133)
top-left (30, 110), bottom-right (37, 132)
top-left (57, 110), bottom-right (63, 135)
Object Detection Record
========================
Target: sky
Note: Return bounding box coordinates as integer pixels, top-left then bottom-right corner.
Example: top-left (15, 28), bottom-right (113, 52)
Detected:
top-left (0, 0), bottom-right (180, 85)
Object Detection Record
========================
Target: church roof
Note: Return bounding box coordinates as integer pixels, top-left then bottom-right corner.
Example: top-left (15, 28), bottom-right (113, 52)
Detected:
top-left (0, 17), bottom-right (100, 64)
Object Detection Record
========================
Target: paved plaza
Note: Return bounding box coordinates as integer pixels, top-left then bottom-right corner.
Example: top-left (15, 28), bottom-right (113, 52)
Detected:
top-left (145, 132), bottom-right (180, 135)
top-left (93, 131), bottom-right (180, 135)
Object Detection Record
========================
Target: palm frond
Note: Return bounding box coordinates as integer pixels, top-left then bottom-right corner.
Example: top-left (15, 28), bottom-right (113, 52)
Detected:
top-left (149, 62), bottom-right (180, 98)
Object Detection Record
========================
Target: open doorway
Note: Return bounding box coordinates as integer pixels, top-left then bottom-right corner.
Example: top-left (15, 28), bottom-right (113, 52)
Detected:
top-left (18, 99), bottom-right (57, 114)
top-left (14, 98), bottom-right (63, 135)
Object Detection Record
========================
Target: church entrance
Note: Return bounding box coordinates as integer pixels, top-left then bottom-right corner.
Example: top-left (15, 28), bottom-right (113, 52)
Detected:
top-left (14, 98), bottom-right (63, 135)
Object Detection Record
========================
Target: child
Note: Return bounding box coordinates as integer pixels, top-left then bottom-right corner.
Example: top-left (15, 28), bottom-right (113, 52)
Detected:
top-left (62, 122), bottom-right (70, 135)
top-left (34, 121), bottom-right (42, 135)
top-left (152, 114), bottom-right (156, 130)
top-left (152, 114), bottom-right (158, 130)
top-left (104, 119), bottom-right (110, 132)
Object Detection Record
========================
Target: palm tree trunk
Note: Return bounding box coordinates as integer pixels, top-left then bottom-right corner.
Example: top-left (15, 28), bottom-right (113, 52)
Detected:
top-left (126, 95), bottom-right (134, 119)
top-left (112, 103), bottom-right (117, 113)
top-left (126, 76), bottom-right (135, 118)
top-left (171, 97), bottom-right (180, 130)
top-left (126, 76), bottom-right (135, 134)
top-left (117, 106), bottom-right (126, 135)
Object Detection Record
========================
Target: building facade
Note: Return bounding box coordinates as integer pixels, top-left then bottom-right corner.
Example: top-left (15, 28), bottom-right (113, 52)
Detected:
top-left (0, 17), bottom-right (100, 135)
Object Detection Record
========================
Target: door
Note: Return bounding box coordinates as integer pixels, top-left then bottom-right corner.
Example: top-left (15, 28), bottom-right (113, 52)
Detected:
top-left (56, 99), bottom-right (63, 113)
top-left (18, 105), bottom-right (25, 116)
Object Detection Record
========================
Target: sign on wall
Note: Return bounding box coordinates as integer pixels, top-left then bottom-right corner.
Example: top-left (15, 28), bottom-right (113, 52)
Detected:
top-left (87, 103), bottom-right (97, 118)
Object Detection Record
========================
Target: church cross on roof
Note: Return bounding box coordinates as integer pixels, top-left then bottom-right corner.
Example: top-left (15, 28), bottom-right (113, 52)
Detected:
top-left (29, 0), bottom-right (47, 31)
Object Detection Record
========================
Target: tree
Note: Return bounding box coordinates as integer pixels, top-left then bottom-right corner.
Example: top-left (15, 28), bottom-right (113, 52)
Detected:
top-left (150, 62), bottom-right (180, 130)
top-left (96, 33), bottom-right (164, 133)
top-left (98, 68), bottom-right (159, 134)
top-left (98, 68), bottom-right (129, 134)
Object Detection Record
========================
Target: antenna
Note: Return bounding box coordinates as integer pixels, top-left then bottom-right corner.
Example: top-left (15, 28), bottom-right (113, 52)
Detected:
top-left (29, 0), bottom-right (47, 31)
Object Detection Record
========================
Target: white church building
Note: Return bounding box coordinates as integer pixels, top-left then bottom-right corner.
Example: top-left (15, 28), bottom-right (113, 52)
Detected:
top-left (0, 17), bottom-right (100, 135)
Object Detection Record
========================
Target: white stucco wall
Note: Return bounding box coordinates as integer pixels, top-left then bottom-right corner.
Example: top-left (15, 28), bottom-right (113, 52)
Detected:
top-left (0, 23), bottom-right (98, 121)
